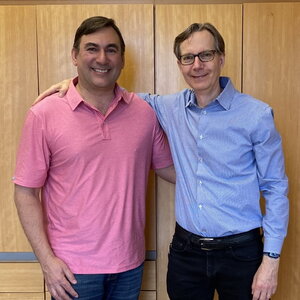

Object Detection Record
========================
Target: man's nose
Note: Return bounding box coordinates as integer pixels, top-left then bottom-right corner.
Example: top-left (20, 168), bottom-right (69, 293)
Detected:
top-left (192, 55), bottom-right (204, 68)
top-left (96, 50), bottom-right (108, 63)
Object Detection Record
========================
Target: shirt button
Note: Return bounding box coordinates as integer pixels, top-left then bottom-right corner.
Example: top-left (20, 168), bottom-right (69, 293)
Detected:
top-left (199, 157), bottom-right (203, 162)
top-left (199, 134), bottom-right (203, 139)
top-left (202, 110), bottom-right (207, 115)
top-left (198, 204), bottom-right (203, 209)
top-left (199, 180), bottom-right (202, 185)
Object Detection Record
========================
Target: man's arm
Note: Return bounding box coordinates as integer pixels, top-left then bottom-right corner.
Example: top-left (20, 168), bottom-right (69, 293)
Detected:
top-left (250, 106), bottom-right (289, 300)
top-left (155, 165), bottom-right (176, 184)
top-left (14, 185), bottom-right (78, 300)
top-left (34, 79), bottom-right (71, 104)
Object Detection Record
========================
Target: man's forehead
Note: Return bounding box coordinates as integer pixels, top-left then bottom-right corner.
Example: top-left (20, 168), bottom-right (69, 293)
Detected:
top-left (80, 28), bottom-right (120, 45)
top-left (180, 30), bottom-right (214, 51)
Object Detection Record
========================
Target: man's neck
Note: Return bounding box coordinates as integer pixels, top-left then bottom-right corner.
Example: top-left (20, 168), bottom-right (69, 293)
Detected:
top-left (76, 83), bottom-right (115, 115)
top-left (194, 85), bottom-right (222, 108)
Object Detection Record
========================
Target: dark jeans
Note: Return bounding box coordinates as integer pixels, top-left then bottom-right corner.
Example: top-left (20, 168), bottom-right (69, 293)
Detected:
top-left (167, 225), bottom-right (263, 300)
top-left (51, 263), bottom-right (144, 300)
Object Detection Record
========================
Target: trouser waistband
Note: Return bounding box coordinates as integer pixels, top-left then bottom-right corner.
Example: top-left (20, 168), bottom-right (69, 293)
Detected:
top-left (175, 223), bottom-right (261, 250)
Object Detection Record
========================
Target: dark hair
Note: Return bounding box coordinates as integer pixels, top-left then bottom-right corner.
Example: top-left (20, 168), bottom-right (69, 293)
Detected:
top-left (173, 23), bottom-right (225, 59)
top-left (73, 16), bottom-right (125, 56)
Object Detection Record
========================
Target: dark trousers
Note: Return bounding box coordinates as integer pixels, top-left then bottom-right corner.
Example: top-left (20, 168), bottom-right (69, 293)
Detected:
top-left (167, 224), bottom-right (263, 300)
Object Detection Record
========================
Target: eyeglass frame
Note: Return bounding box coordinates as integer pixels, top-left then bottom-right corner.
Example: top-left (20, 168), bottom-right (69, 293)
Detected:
top-left (178, 49), bottom-right (218, 65)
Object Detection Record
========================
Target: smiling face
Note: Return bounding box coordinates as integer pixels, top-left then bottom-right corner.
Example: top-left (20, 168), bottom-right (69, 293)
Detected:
top-left (71, 26), bottom-right (124, 94)
top-left (177, 30), bottom-right (225, 100)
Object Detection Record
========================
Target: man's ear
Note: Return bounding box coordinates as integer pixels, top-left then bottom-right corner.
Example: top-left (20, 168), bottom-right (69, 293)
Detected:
top-left (121, 55), bottom-right (125, 70)
top-left (220, 54), bottom-right (225, 68)
top-left (71, 48), bottom-right (79, 66)
top-left (177, 59), bottom-right (182, 68)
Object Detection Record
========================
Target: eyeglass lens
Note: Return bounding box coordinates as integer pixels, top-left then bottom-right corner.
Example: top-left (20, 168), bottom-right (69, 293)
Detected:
top-left (180, 50), bottom-right (216, 65)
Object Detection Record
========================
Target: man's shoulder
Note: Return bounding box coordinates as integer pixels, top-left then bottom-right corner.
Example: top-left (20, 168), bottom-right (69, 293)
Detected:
top-left (124, 90), bottom-right (155, 110)
top-left (222, 77), bottom-right (270, 111)
top-left (234, 92), bottom-right (271, 111)
top-left (31, 93), bottom-right (69, 115)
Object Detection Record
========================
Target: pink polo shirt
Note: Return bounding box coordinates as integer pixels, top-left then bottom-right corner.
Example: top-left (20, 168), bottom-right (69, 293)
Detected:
top-left (14, 78), bottom-right (173, 274)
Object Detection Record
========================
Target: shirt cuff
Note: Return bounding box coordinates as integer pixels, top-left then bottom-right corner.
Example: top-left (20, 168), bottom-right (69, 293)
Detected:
top-left (263, 237), bottom-right (284, 254)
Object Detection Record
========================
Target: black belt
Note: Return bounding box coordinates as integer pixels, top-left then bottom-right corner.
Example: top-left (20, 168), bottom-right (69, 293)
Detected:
top-left (175, 223), bottom-right (261, 250)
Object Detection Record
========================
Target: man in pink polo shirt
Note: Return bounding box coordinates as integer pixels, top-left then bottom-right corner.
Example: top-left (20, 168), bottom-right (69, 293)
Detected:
top-left (13, 16), bottom-right (174, 300)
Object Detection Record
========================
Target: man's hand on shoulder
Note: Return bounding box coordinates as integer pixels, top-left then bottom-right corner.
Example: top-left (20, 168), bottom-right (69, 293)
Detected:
top-left (33, 79), bottom-right (72, 105)
top-left (251, 255), bottom-right (280, 300)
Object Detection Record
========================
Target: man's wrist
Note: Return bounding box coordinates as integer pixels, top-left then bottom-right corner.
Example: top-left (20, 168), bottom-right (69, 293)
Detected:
top-left (263, 252), bottom-right (280, 259)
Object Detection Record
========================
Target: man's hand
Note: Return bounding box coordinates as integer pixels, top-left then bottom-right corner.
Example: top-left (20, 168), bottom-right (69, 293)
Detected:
top-left (42, 255), bottom-right (78, 300)
top-left (33, 79), bottom-right (72, 104)
top-left (251, 256), bottom-right (280, 300)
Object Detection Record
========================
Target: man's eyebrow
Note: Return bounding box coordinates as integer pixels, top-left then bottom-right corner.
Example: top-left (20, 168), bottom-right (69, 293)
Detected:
top-left (83, 42), bottom-right (99, 48)
top-left (106, 43), bottom-right (120, 50)
top-left (83, 42), bottom-right (120, 50)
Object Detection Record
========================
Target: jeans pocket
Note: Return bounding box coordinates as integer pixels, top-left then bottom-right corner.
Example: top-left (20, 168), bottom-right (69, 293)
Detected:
top-left (169, 234), bottom-right (189, 253)
top-left (229, 238), bottom-right (263, 262)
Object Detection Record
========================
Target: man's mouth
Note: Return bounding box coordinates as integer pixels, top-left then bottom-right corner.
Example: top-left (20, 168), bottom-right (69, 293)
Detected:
top-left (92, 68), bottom-right (109, 73)
top-left (192, 73), bottom-right (208, 79)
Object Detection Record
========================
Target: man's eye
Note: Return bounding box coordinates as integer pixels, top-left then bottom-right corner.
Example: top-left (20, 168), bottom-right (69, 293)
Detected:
top-left (87, 47), bottom-right (97, 52)
top-left (182, 55), bottom-right (194, 62)
top-left (106, 48), bottom-right (118, 54)
top-left (202, 52), bottom-right (213, 58)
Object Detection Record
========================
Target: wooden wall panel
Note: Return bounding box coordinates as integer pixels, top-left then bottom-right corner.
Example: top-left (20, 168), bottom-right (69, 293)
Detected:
top-left (139, 291), bottom-right (156, 300)
top-left (0, 0), bottom-right (298, 5)
top-left (0, 6), bottom-right (38, 252)
top-left (155, 5), bottom-right (242, 299)
top-left (0, 294), bottom-right (44, 300)
top-left (141, 261), bottom-right (156, 291)
top-left (243, 3), bottom-right (300, 299)
top-left (0, 263), bottom-right (43, 292)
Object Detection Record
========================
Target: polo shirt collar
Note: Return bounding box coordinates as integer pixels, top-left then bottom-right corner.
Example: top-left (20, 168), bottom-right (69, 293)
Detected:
top-left (66, 77), bottom-right (130, 111)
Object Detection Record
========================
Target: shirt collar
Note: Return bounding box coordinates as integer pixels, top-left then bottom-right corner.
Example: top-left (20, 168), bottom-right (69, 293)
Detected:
top-left (66, 77), bottom-right (130, 111)
top-left (185, 90), bottom-right (198, 108)
top-left (185, 76), bottom-right (236, 110)
top-left (215, 77), bottom-right (236, 110)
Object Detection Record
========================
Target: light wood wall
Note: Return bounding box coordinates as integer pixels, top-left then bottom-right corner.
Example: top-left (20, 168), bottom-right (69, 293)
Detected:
top-left (0, 263), bottom-right (43, 293)
top-left (0, 6), bottom-right (38, 252)
top-left (0, 2), bottom-right (299, 300)
top-left (0, 0), bottom-right (298, 5)
top-left (243, 3), bottom-right (300, 299)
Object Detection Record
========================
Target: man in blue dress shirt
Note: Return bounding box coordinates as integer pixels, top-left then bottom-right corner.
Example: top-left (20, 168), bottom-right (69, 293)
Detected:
top-left (141, 23), bottom-right (288, 300)
top-left (37, 22), bottom-right (288, 300)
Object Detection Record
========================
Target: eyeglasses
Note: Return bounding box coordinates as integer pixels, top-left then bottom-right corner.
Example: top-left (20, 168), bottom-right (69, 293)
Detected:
top-left (179, 50), bottom-right (217, 65)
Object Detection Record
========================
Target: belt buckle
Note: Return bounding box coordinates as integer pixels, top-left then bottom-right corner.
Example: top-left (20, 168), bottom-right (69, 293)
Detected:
top-left (199, 238), bottom-right (215, 251)
top-left (199, 238), bottom-right (214, 241)
top-left (200, 244), bottom-right (215, 251)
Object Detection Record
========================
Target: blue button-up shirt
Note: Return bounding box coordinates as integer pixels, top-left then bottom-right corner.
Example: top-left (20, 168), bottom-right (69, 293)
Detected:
top-left (140, 77), bottom-right (289, 253)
